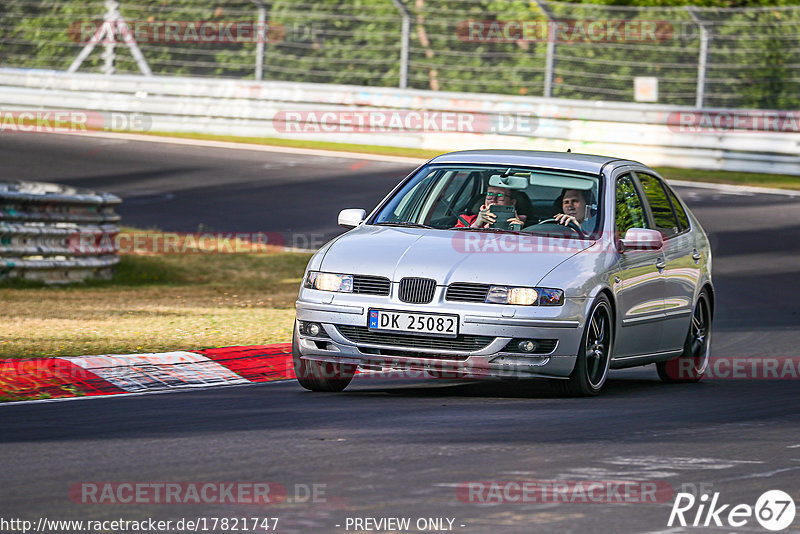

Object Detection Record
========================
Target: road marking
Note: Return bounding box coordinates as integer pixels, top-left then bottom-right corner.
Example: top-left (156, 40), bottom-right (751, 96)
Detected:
top-left (48, 131), bottom-right (800, 196)
top-left (64, 351), bottom-right (249, 392)
top-left (719, 465), bottom-right (800, 481)
top-left (53, 130), bottom-right (427, 164)
top-left (0, 379), bottom-right (289, 407)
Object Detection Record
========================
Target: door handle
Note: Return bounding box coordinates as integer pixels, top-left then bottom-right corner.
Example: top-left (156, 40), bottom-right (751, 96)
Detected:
top-left (655, 259), bottom-right (666, 271)
top-left (692, 250), bottom-right (702, 263)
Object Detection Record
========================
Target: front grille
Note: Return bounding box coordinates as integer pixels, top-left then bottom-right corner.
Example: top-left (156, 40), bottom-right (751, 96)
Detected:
top-left (503, 339), bottom-right (558, 354)
top-left (336, 325), bottom-right (493, 352)
top-left (352, 275), bottom-right (390, 296)
top-left (359, 348), bottom-right (469, 361)
top-left (445, 282), bottom-right (490, 303)
top-left (398, 277), bottom-right (437, 304)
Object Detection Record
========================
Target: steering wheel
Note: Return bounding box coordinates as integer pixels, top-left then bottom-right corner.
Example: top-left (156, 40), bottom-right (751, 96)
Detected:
top-left (535, 218), bottom-right (586, 236)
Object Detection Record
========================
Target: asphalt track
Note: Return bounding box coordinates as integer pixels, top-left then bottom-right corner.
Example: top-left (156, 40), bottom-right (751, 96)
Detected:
top-left (1, 133), bottom-right (800, 533)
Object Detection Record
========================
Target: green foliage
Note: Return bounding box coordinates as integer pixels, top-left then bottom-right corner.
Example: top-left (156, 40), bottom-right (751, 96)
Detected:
top-left (1, 0), bottom-right (798, 108)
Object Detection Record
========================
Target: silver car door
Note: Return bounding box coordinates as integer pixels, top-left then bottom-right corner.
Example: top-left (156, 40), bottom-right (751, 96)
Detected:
top-left (637, 172), bottom-right (699, 352)
top-left (612, 172), bottom-right (666, 358)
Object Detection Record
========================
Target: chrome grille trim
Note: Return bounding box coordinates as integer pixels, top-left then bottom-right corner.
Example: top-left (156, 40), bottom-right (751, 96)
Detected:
top-left (445, 282), bottom-right (490, 303)
top-left (335, 325), bottom-right (493, 352)
top-left (358, 348), bottom-right (469, 361)
top-left (352, 275), bottom-right (390, 296)
top-left (398, 277), bottom-right (436, 304)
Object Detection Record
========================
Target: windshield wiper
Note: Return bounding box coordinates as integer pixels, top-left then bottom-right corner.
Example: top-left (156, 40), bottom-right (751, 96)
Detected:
top-left (373, 221), bottom-right (433, 229)
top-left (451, 226), bottom-right (513, 233)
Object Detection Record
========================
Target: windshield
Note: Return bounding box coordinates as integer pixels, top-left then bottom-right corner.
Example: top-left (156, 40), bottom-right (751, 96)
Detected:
top-left (372, 164), bottom-right (602, 238)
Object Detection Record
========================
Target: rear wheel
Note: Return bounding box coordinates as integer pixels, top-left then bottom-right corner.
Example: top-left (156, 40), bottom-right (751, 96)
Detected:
top-left (555, 295), bottom-right (613, 397)
top-left (657, 291), bottom-right (711, 383)
top-left (292, 326), bottom-right (355, 392)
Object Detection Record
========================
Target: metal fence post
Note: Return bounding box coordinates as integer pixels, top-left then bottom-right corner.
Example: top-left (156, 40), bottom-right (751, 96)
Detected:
top-left (688, 7), bottom-right (710, 109)
top-left (68, 0), bottom-right (152, 76)
top-left (390, 0), bottom-right (411, 89)
top-left (102, 0), bottom-right (117, 75)
top-left (533, 0), bottom-right (555, 98)
top-left (253, 0), bottom-right (267, 81)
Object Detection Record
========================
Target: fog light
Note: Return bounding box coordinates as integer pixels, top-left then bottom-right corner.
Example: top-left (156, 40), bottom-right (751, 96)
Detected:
top-left (517, 340), bottom-right (537, 353)
top-left (308, 323), bottom-right (321, 337)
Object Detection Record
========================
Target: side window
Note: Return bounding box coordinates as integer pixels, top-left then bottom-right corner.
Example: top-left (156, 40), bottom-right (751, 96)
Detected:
top-left (443, 171), bottom-right (480, 212)
top-left (637, 173), bottom-right (680, 238)
top-left (424, 171), bottom-right (480, 225)
top-left (388, 170), bottom-right (438, 222)
top-left (665, 186), bottom-right (690, 231)
top-left (615, 173), bottom-right (647, 236)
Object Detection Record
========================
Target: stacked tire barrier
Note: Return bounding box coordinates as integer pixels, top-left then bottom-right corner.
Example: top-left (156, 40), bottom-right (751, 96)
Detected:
top-left (0, 180), bottom-right (120, 283)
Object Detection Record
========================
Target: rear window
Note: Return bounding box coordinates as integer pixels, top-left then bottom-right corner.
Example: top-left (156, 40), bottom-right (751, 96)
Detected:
top-left (637, 173), bottom-right (680, 238)
top-left (665, 185), bottom-right (690, 231)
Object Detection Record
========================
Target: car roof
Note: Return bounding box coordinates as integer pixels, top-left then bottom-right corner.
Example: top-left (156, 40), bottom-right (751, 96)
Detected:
top-left (427, 150), bottom-right (640, 175)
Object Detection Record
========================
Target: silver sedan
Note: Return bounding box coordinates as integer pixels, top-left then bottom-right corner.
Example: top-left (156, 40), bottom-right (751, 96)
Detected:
top-left (293, 150), bottom-right (713, 396)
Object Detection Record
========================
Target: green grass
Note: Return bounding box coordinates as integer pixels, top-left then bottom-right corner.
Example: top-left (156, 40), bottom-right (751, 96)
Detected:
top-left (143, 130), bottom-right (444, 160)
top-left (655, 167), bottom-right (800, 190)
top-left (138, 130), bottom-right (800, 190)
top-left (0, 234), bottom-right (311, 358)
top-left (0, 393), bottom-right (51, 402)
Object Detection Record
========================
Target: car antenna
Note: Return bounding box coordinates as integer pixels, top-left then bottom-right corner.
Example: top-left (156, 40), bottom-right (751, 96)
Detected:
top-left (566, 148), bottom-right (572, 153)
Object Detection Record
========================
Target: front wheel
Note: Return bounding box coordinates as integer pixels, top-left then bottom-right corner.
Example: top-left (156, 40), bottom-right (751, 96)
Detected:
top-left (656, 291), bottom-right (711, 383)
top-left (555, 294), bottom-right (613, 397)
top-left (292, 326), bottom-right (355, 392)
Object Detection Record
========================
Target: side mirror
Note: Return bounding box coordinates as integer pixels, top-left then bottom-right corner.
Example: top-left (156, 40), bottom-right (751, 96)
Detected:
top-left (618, 228), bottom-right (663, 252)
top-left (338, 208), bottom-right (366, 229)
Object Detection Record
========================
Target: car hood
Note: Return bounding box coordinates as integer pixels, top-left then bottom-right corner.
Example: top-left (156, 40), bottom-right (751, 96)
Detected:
top-left (319, 225), bottom-right (595, 287)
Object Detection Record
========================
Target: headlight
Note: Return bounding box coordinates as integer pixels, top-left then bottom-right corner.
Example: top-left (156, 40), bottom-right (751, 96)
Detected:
top-left (304, 271), bottom-right (353, 293)
top-left (486, 286), bottom-right (563, 306)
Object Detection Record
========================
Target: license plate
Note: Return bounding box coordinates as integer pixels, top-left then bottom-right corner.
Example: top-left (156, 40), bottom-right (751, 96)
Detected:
top-left (368, 309), bottom-right (458, 337)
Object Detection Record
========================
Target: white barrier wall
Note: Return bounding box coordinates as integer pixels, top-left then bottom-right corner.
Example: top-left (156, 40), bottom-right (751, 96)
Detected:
top-left (1, 68), bottom-right (798, 175)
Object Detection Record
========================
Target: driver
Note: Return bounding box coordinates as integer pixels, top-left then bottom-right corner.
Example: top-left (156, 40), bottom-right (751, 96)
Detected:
top-left (456, 186), bottom-right (526, 229)
top-left (553, 188), bottom-right (596, 233)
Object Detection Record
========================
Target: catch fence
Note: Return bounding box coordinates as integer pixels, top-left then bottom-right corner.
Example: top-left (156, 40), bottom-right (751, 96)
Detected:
top-left (2, 0), bottom-right (799, 109)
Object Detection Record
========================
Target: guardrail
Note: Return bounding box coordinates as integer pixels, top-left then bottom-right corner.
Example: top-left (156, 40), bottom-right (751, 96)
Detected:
top-left (0, 68), bottom-right (799, 175)
top-left (0, 180), bottom-right (121, 283)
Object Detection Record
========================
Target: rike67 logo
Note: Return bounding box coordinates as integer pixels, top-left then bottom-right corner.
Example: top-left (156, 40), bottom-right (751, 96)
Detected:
top-left (668, 490), bottom-right (796, 531)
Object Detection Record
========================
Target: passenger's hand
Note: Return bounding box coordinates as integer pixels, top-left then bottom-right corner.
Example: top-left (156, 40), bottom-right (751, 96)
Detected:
top-left (473, 205), bottom-right (496, 227)
top-left (508, 216), bottom-right (524, 227)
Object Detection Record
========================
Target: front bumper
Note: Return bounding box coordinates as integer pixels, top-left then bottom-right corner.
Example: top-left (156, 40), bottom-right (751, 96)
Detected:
top-left (295, 290), bottom-right (587, 379)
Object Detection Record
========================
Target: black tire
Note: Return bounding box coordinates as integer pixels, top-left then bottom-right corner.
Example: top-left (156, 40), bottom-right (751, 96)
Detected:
top-left (292, 326), bottom-right (355, 392)
top-left (555, 294), bottom-right (614, 397)
top-left (656, 290), bottom-right (711, 383)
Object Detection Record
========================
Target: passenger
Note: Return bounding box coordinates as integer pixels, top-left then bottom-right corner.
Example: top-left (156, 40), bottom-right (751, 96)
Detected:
top-left (455, 186), bottom-right (526, 229)
top-left (553, 188), bottom-right (596, 232)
